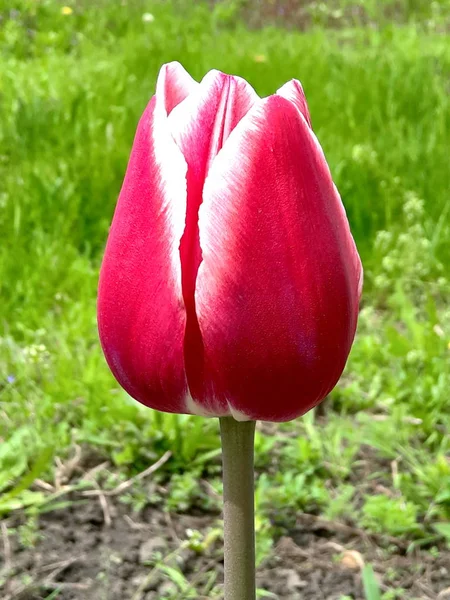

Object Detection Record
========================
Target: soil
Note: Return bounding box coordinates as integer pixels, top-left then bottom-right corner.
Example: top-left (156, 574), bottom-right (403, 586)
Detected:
top-left (1, 492), bottom-right (449, 600)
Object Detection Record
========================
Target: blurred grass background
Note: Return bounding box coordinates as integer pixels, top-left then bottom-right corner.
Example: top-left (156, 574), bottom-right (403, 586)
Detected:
top-left (0, 0), bottom-right (450, 580)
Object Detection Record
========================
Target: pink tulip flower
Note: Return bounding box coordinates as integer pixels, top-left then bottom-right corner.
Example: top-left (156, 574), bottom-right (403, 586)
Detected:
top-left (98, 62), bottom-right (362, 423)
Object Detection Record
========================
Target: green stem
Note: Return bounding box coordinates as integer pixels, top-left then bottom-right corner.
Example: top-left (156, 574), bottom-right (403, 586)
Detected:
top-left (219, 417), bottom-right (256, 600)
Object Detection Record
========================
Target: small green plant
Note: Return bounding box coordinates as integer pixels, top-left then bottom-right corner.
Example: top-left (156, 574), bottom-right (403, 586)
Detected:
top-left (166, 470), bottom-right (204, 512)
top-left (0, 428), bottom-right (53, 515)
top-left (372, 191), bottom-right (449, 302)
top-left (361, 495), bottom-right (419, 537)
top-left (18, 513), bottom-right (41, 548)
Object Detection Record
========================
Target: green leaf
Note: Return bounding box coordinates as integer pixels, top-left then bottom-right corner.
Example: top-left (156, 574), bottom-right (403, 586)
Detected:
top-left (0, 428), bottom-right (31, 492)
top-left (192, 448), bottom-right (222, 466)
top-left (0, 446), bottom-right (53, 515)
top-left (433, 522), bottom-right (450, 544)
top-left (0, 490), bottom-right (46, 514)
top-left (435, 489), bottom-right (450, 504)
top-left (385, 325), bottom-right (411, 356)
top-left (159, 565), bottom-right (189, 591)
top-left (362, 564), bottom-right (382, 600)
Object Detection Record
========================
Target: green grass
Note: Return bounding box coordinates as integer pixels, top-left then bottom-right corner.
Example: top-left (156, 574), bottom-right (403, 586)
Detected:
top-left (0, 0), bottom-right (450, 595)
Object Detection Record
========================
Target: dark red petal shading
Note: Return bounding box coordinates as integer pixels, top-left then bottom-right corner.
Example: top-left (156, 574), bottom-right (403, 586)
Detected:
top-left (195, 95), bottom-right (362, 421)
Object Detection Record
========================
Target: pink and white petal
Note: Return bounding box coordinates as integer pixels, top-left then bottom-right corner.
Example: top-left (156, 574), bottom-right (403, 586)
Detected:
top-left (97, 95), bottom-right (189, 414)
top-left (166, 70), bottom-right (259, 414)
top-left (168, 69), bottom-right (259, 177)
top-left (156, 61), bottom-right (198, 115)
top-left (277, 79), bottom-right (312, 127)
top-left (195, 95), bottom-right (361, 422)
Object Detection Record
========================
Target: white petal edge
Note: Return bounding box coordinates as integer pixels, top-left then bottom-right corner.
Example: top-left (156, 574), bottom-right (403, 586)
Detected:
top-left (155, 61), bottom-right (198, 114)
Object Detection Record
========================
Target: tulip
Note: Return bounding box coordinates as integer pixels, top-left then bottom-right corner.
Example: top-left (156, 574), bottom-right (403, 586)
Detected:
top-left (98, 62), bottom-right (362, 422)
top-left (98, 62), bottom-right (362, 600)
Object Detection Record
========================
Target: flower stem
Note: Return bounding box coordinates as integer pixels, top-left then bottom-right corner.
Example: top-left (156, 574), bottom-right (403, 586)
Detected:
top-left (219, 417), bottom-right (256, 600)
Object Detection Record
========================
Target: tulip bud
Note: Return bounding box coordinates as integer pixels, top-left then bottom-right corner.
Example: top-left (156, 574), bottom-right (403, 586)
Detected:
top-left (98, 62), bottom-right (362, 422)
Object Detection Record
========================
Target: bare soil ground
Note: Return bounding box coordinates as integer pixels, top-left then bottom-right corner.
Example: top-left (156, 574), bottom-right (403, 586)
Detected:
top-left (1, 492), bottom-right (449, 600)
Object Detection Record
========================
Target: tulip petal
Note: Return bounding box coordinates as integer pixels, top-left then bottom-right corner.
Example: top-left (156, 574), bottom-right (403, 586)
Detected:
top-left (156, 61), bottom-right (198, 115)
top-left (195, 95), bottom-right (362, 421)
top-left (167, 70), bottom-right (259, 412)
top-left (168, 70), bottom-right (259, 176)
top-left (98, 79), bottom-right (190, 413)
top-left (277, 79), bottom-right (312, 127)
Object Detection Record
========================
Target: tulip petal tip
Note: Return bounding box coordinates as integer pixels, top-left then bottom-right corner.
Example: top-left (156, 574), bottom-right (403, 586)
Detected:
top-left (276, 79), bottom-right (312, 127)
